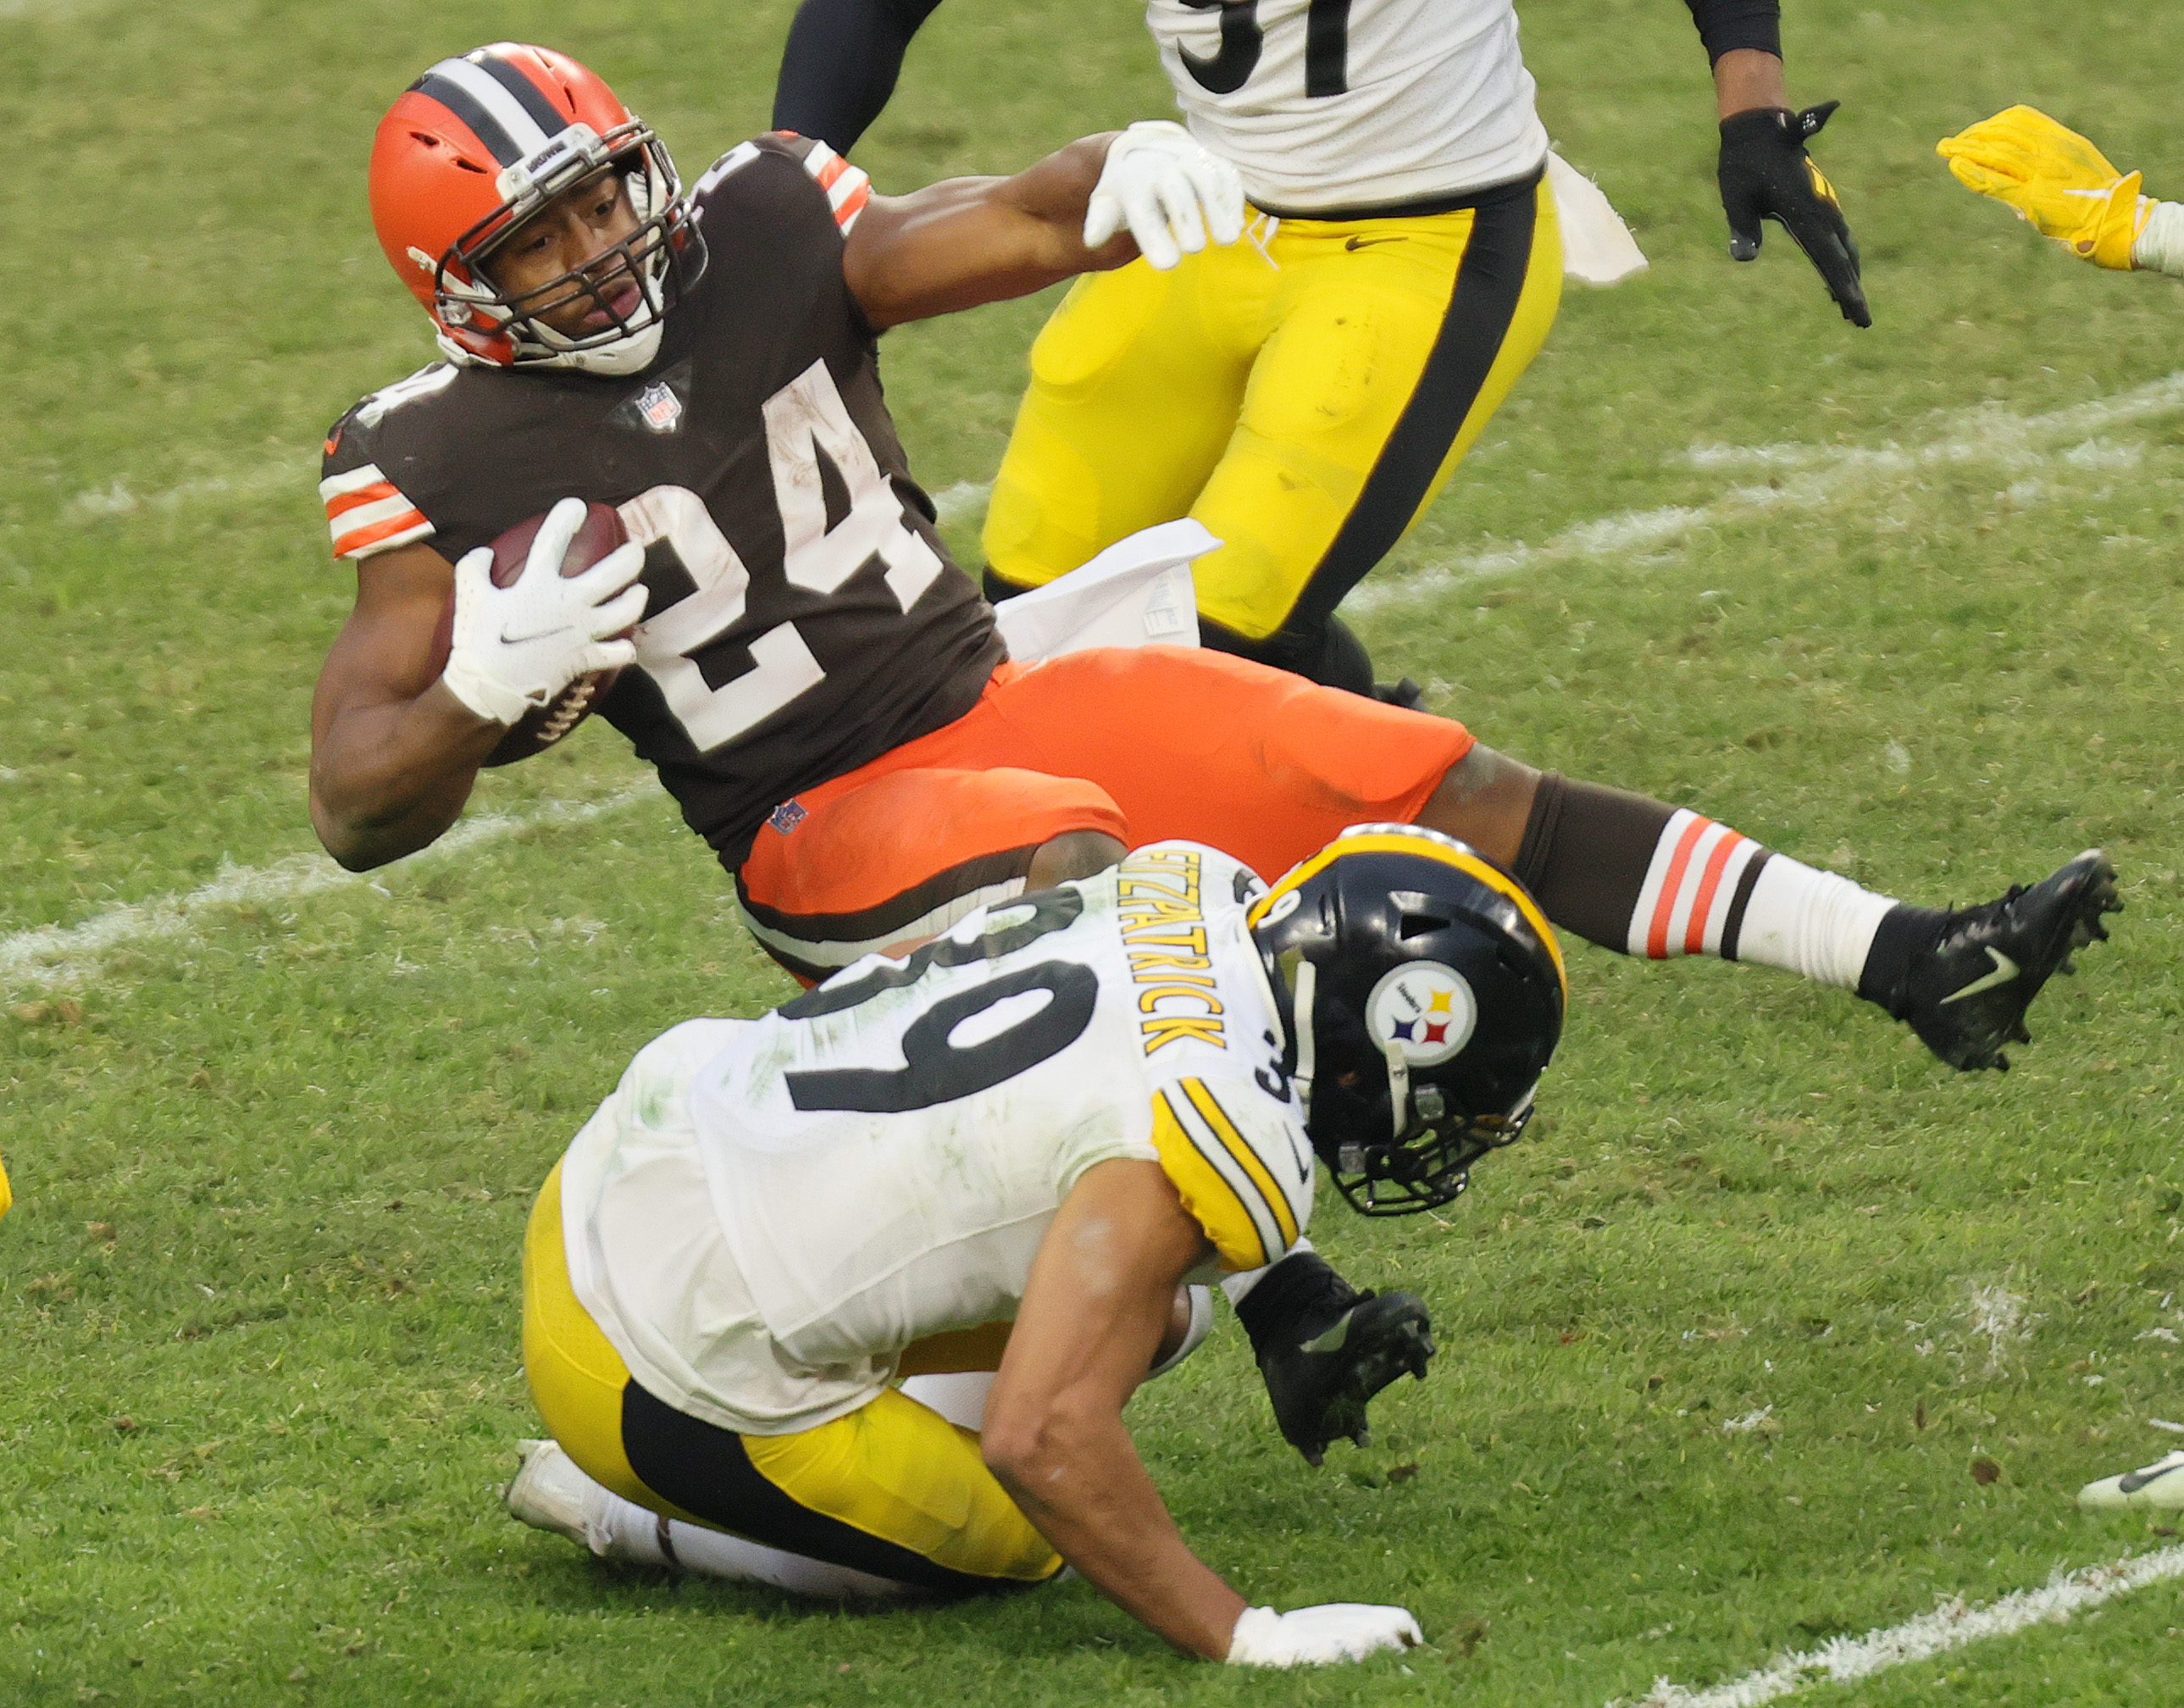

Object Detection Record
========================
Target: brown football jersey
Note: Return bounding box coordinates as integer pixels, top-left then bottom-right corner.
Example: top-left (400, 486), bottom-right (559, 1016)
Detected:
top-left (320, 135), bottom-right (1006, 870)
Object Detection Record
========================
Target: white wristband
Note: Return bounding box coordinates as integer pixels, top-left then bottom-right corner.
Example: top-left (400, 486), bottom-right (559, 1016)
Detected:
top-left (2131, 200), bottom-right (2184, 275)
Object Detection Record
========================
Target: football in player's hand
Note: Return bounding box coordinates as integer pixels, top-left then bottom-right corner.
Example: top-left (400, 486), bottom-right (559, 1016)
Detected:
top-left (434, 502), bottom-right (635, 767)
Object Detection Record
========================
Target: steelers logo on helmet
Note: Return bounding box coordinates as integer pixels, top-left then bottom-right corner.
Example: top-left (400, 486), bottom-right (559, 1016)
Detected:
top-left (1366, 961), bottom-right (1477, 1068)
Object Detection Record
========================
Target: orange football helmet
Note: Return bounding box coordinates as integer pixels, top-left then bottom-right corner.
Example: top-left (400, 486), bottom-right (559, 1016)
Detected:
top-left (369, 44), bottom-right (706, 374)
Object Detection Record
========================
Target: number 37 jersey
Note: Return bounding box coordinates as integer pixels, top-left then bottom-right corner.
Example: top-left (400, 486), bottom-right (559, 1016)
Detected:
top-left (557, 842), bottom-right (1316, 1435)
top-left (319, 134), bottom-right (1006, 871)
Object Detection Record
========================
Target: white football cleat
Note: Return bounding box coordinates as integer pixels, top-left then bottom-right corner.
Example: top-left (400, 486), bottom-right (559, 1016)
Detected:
top-left (2077, 1449), bottom-right (2184, 1511)
top-left (504, 1437), bottom-right (606, 1550)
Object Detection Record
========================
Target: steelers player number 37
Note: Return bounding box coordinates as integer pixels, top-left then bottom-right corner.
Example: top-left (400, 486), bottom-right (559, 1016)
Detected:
top-left (1178, 0), bottom-right (1354, 98)
top-left (615, 358), bottom-right (946, 752)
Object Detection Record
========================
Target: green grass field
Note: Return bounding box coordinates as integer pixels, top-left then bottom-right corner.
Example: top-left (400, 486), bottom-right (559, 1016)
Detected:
top-left (4, 1), bottom-right (2182, 1702)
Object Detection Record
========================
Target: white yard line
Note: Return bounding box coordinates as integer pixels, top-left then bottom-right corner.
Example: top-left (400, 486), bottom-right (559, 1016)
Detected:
top-left (0, 784), bottom-right (654, 993)
top-left (931, 480), bottom-right (992, 526)
top-left (64, 459), bottom-right (310, 521)
top-left (1616, 1544), bottom-right (2184, 1708)
top-left (1346, 370), bottom-right (2184, 613)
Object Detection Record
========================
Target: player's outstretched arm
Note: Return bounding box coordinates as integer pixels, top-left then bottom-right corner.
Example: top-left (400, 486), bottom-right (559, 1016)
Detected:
top-left (984, 1159), bottom-right (1420, 1665)
top-left (982, 1158), bottom-right (1244, 1657)
top-left (1937, 107), bottom-right (2184, 275)
top-left (845, 125), bottom-right (1244, 329)
top-left (1686, 3), bottom-right (1871, 326)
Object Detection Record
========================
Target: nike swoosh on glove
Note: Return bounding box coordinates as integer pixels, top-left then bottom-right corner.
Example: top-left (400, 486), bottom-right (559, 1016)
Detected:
top-left (441, 496), bottom-right (646, 727)
top-left (1717, 102), bottom-right (1871, 327)
top-left (1084, 119), bottom-right (1246, 271)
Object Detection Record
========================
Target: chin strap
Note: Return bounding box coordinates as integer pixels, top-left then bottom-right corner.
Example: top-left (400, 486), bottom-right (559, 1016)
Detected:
top-left (1289, 957), bottom-right (1317, 1122)
top-left (1381, 1037), bottom-right (1411, 1138)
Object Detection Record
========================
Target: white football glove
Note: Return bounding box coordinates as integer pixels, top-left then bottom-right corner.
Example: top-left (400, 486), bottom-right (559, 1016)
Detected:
top-left (441, 496), bottom-right (647, 727)
top-left (1226, 1603), bottom-right (1424, 1666)
top-left (1084, 120), bottom-right (1246, 270)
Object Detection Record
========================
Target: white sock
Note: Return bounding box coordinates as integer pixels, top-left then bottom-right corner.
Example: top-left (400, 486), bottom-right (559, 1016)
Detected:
top-left (1222, 1238), bottom-right (1313, 1307)
top-left (1731, 853), bottom-right (1899, 990)
top-left (587, 1472), bottom-right (912, 1598)
top-left (1627, 809), bottom-right (1895, 988)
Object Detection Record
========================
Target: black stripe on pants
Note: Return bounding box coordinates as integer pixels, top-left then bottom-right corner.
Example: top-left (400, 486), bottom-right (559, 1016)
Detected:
top-left (1283, 175), bottom-right (1540, 644)
top-left (619, 1380), bottom-right (1014, 1597)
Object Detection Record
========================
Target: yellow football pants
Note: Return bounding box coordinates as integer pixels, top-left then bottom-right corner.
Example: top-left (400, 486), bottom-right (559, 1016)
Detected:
top-left (522, 1162), bottom-right (1059, 1592)
top-left (983, 174), bottom-right (1563, 649)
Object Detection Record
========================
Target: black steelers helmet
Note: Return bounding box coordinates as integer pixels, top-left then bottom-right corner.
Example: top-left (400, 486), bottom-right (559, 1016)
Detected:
top-left (1248, 824), bottom-right (1566, 1216)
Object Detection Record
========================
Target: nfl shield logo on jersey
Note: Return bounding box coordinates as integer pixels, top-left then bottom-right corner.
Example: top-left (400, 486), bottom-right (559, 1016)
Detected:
top-left (634, 380), bottom-right (684, 435)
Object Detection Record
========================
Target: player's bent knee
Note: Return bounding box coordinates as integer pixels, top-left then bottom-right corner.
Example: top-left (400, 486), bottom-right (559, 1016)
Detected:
top-left (1415, 746), bottom-right (1542, 871)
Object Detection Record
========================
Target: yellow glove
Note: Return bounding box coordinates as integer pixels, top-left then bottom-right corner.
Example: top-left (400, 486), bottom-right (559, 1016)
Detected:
top-left (1937, 105), bottom-right (2150, 269)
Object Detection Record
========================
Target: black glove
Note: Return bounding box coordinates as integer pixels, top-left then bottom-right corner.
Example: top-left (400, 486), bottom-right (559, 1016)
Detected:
top-left (1717, 101), bottom-right (1871, 328)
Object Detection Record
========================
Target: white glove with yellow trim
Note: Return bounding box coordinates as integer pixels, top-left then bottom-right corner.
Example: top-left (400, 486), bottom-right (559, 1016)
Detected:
top-left (1084, 120), bottom-right (1246, 271)
top-left (1937, 106), bottom-right (2163, 270)
top-left (1226, 1602), bottom-right (1424, 1666)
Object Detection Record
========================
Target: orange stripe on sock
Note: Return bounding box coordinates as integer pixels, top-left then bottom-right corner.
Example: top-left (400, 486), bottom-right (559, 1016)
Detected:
top-left (1647, 816), bottom-right (1714, 959)
top-left (834, 181), bottom-right (870, 229)
top-left (1683, 833), bottom-right (1745, 956)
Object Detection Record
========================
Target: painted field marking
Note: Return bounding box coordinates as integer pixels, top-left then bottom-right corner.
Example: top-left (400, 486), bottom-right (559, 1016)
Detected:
top-left (0, 784), bottom-right (653, 994)
top-left (931, 480), bottom-right (992, 526)
top-left (1615, 1544), bottom-right (2184, 1708)
top-left (1346, 370), bottom-right (2184, 613)
top-left (63, 459), bottom-right (311, 521)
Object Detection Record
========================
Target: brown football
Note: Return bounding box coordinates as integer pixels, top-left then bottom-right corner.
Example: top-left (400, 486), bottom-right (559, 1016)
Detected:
top-left (430, 502), bottom-right (635, 767)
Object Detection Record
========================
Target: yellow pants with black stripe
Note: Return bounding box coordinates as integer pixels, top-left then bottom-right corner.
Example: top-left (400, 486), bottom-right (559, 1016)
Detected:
top-left (522, 1162), bottom-right (1059, 1594)
top-left (983, 173), bottom-right (1562, 665)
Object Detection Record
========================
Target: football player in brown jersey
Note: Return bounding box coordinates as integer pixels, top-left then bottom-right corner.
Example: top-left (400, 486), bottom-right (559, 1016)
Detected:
top-left (312, 43), bottom-right (2117, 1472)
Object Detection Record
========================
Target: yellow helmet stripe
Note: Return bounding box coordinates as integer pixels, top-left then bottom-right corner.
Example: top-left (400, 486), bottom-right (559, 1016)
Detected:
top-left (1250, 829), bottom-right (1567, 993)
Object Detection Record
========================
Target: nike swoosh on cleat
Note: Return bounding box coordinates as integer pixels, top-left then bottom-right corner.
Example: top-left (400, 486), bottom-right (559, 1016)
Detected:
top-left (2119, 1462), bottom-right (2184, 1494)
top-left (1299, 1313), bottom-right (1354, 1355)
top-left (1940, 946), bottom-right (2020, 1005)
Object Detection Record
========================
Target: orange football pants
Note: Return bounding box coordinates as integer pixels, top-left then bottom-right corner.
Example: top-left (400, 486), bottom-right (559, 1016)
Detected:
top-left (734, 646), bottom-right (1473, 981)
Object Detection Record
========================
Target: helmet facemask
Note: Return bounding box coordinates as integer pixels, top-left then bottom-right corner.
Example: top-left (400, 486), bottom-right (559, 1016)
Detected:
top-left (430, 120), bottom-right (707, 376)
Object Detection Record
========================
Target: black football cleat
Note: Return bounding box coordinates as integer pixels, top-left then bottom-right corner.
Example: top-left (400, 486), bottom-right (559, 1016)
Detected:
top-left (1255, 1284), bottom-right (1435, 1467)
top-left (1898, 849), bottom-right (2121, 1071)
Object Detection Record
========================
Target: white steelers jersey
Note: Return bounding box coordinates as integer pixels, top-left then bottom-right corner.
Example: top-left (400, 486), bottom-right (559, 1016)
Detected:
top-left (1144, 0), bottom-right (1548, 211)
top-left (557, 841), bottom-right (1314, 1435)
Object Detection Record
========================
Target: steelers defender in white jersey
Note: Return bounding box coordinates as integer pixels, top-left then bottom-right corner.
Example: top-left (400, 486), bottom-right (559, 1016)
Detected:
top-left (510, 825), bottom-right (1564, 1661)
top-left (771, 0), bottom-right (1870, 692)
